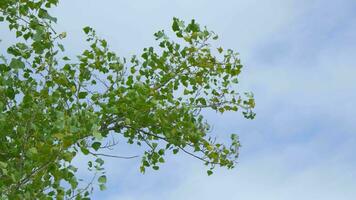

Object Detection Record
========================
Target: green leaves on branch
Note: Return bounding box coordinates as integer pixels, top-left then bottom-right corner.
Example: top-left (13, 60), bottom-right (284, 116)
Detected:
top-left (0, 1), bottom-right (255, 199)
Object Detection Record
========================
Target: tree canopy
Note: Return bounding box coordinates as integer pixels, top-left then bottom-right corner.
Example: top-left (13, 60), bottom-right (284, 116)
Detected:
top-left (0, 0), bottom-right (255, 199)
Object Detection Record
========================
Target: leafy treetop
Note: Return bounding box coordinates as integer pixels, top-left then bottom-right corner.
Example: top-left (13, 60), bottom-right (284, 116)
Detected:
top-left (0, 0), bottom-right (255, 199)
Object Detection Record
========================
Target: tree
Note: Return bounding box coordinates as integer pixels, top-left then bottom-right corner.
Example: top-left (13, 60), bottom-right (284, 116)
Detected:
top-left (0, 0), bottom-right (255, 199)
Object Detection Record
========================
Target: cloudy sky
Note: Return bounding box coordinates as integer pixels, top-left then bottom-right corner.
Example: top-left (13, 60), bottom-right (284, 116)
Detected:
top-left (49, 0), bottom-right (356, 199)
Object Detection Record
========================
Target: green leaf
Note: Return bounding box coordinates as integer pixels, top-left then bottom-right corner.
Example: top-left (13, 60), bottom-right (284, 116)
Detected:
top-left (99, 184), bottom-right (107, 191)
top-left (83, 26), bottom-right (92, 34)
top-left (58, 43), bottom-right (65, 51)
top-left (126, 75), bottom-right (133, 85)
top-left (78, 91), bottom-right (88, 99)
top-left (62, 56), bottom-right (70, 61)
top-left (95, 158), bottom-right (105, 166)
top-left (207, 170), bottom-right (213, 176)
top-left (10, 58), bottom-right (25, 69)
top-left (98, 175), bottom-right (107, 183)
top-left (173, 149), bottom-right (179, 154)
top-left (172, 18), bottom-right (180, 32)
top-left (158, 149), bottom-right (165, 155)
top-left (81, 147), bottom-right (90, 155)
top-left (92, 142), bottom-right (101, 151)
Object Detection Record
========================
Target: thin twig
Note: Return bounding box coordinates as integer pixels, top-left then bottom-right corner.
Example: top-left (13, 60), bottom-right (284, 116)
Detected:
top-left (88, 151), bottom-right (138, 159)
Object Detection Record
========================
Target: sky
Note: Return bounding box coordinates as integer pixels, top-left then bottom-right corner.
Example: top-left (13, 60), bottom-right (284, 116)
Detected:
top-left (6, 0), bottom-right (356, 199)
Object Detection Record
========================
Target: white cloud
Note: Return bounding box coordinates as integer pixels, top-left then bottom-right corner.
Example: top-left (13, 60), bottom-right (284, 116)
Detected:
top-left (164, 143), bottom-right (356, 200)
top-left (104, 132), bottom-right (356, 200)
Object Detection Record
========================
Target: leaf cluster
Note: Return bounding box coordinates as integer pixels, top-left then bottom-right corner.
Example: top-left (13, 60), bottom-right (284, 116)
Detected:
top-left (0, 1), bottom-right (255, 199)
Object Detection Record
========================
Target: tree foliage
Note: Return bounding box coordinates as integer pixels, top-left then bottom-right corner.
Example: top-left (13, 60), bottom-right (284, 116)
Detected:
top-left (0, 0), bottom-right (255, 199)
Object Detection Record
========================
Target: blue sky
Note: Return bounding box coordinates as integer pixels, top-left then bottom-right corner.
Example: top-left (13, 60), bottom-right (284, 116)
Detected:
top-left (37, 0), bottom-right (356, 199)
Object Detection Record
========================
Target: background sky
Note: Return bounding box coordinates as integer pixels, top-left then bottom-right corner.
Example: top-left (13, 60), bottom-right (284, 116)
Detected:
top-left (39, 0), bottom-right (356, 199)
